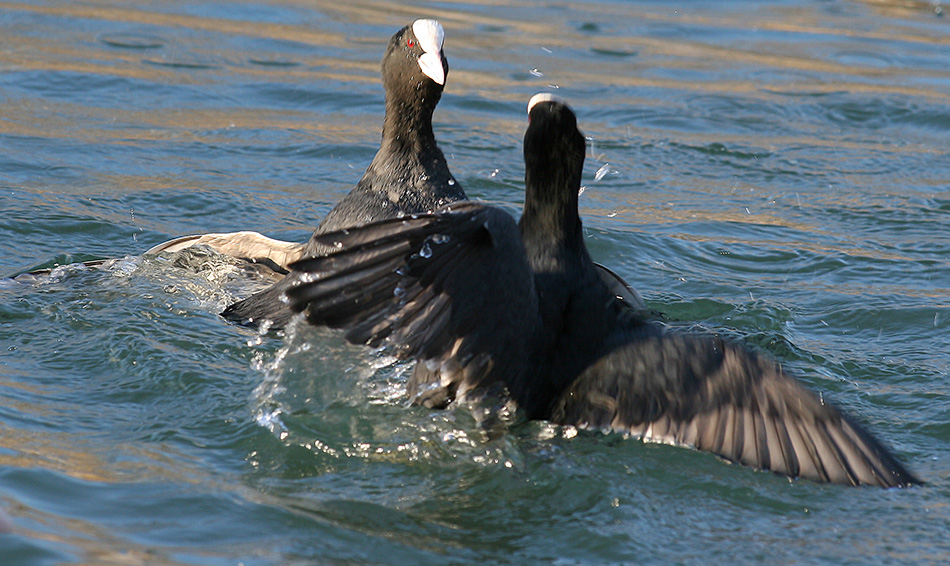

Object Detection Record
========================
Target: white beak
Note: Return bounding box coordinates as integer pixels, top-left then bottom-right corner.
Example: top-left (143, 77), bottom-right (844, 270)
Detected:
top-left (418, 52), bottom-right (445, 85)
top-left (412, 19), bottom-right (446, 86)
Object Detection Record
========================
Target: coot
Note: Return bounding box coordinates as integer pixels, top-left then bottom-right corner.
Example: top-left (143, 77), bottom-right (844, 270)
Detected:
top-left (219, 19), bottom-right (466, 328)
top-left (284, 94), bottom-right (918, 487)
top-left (12, 20), bottom-right (462, 285)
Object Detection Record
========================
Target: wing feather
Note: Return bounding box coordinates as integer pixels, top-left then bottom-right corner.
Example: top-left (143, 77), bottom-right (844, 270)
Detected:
top-left (551, 323), bottom-right (917, 487)
top-left (286, 204), bottom-right (539, 406)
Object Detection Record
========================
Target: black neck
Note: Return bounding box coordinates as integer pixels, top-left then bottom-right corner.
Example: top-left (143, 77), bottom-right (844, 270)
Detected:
top-left (377, 85), bottom-right (441, 159)
top-left (519, 132), bottom-right (585, 256)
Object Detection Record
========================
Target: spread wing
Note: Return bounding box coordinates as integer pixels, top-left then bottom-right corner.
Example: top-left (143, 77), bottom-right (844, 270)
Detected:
top-left (285, 202), bottom-right (539, 405)
top-left (552, 324), bottom-right (918, 487)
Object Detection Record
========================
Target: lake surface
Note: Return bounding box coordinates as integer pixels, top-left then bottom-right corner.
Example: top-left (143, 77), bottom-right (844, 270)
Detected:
top-left (2, 0), bottom-right (949, 564)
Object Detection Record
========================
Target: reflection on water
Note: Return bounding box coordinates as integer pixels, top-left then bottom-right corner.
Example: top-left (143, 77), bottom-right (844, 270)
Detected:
top-left (1, 0), bottom-right (949, 564)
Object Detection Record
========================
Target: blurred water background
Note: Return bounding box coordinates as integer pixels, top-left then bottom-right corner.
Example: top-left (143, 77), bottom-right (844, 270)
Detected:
top-left (1, 0), bottom-right (949, 564)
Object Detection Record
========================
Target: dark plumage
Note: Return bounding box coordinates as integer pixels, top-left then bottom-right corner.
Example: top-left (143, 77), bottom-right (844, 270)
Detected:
top-left (284, 94), bottom-right (918, 487)
top-left (220, 19), bottom-right (467, 328)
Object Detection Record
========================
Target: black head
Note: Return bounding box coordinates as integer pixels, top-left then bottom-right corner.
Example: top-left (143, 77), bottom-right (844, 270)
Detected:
top-left (524, 94), bottom-right (586, 205)
top-left (382, 19), bottom-right (449, 102)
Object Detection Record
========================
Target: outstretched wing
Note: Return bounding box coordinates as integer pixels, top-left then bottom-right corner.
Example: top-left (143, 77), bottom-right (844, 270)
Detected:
top-left (552, 324), bottom-right (918, 487)
top-left (285, 202), bottom-right (539, 405)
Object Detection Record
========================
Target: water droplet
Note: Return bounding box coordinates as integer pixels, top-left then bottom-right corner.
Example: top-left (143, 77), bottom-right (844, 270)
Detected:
top-left (529, 68), bottom-right (543, 77)
top-left (594, 163), bottom-right (611, 181)
top-left (447, 179), bottom-right (455, 186)
top-left (419, 242), bottom-right (433, 258)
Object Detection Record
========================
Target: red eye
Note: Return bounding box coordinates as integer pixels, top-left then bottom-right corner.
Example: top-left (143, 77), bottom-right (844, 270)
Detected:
top-left (407, 39), bottom-right (415, 48)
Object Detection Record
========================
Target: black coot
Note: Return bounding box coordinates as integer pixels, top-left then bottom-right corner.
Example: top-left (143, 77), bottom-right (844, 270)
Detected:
top-left (12, 20), bottom-right (464, 287)
top-left (219, 19), bottom-right (467, 328)
top-left (284, 94), bottom-right (918, 488)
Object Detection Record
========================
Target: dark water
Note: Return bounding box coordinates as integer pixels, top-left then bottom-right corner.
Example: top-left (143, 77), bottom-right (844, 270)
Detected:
top-left (2, 1), bottom-right (949, 564)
